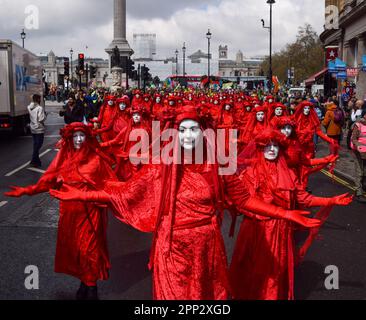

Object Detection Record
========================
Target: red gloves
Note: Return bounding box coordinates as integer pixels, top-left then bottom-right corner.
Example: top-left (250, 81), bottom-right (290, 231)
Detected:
top-left (5, 186), bottom-right (37, 197)
top-left (243, 197), bottom-right (321, 228)
top-left (310, 155), bottom-right (338, 166)
top-left (49, 184), bottom-right (110, 203)
top-left (309, 193), bottom-right (353, 207)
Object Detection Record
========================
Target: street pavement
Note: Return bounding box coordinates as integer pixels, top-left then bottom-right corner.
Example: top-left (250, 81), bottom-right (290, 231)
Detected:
top-left (0, 106), bottom-right (365, 300)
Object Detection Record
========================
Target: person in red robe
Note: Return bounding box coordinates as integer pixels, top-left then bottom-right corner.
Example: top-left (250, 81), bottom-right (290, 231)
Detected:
top-left (268, 103), bottom-right (288, 128)
top-left (240, 105), bottom-right (268, 146)
top-left (275, 117), bottom-right (338, 188)
top-left (92, 95), bottom-right (118, 142)
top-left (230, 129), bottom-right (352, 300)
top-left (5, 123), bottom-right (118, 300)
top-left (49, 106), bottom-right (321, 300)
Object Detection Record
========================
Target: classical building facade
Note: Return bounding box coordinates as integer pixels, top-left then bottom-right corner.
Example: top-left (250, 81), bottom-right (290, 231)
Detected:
top-left (320, 0), bottom-right (366, 100)
top-left (218, 45), bottom-right (264, 78)
top-left (40, 51), bottom-right (109, 88)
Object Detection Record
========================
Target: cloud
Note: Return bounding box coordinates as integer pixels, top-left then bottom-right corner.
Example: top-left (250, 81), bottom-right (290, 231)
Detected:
top-left (0, 0), bottom-right (324, 60)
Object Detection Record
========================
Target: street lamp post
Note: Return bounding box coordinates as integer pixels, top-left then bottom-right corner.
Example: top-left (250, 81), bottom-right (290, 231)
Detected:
top-left (70, 49), bottom-right (74, 89)
top-left (206, 29), bottom-right (212, 88)
top-left (262, 0), bottom-right (275, 93)
top-left (175, 49), bottom-right (179, 76)
top-left (182, 42), bottom-right (186, 78)
top-left (20, 29), bottom-right (26, 48)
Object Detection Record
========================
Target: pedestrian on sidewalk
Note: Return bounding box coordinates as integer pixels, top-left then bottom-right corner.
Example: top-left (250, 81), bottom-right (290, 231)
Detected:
top-left (351, 108), bottom-right (366, 203)
top-left (322, 99), bottom-right (344, 144)
top-left (28, 94), bottom-right (46, 168)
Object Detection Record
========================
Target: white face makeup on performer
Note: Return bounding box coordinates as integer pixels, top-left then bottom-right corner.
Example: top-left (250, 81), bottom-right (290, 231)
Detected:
top-left (169, 101), bottom-right (175, 106)
top-left (246, 106), bottom-right (252, 112)
top-left (275, 107), bottom-right (283, 117)
top-left (225, 104), bottom-right (232, 111)
top-left (73, 131), bottom-right (86, 150)
top-left (268, 99), bottom-right (273, 104)
top-left (264, 142), bottom-right (280, 161)
top-left (281, 125), bottom-right (293, 138)
top-left (156, 97), bottom-right (161, 103)
top-left (108, 100), bottom-right (114, 107)
top-left (132, 112), bottom-right (142, 124)
top-left (256, 111), bottom-right (265, 122)
top-left (178, 119), bottom-right (202, 151)
top-left (303, 106), bottom-right (311, 116)
top-left (119, 103), bottom-right (126, 111)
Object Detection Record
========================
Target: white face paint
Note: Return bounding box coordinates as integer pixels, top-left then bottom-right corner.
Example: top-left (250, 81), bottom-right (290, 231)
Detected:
top-left (132, 112), bottom-right (141, 124)
top-left (156, 97), bottom-right (161, 103)
top-left (275, 107), bottom-right (283, 117)
top-left (178, 119), bottom-right (202, 150)
top-left (264, 142), bottom-right (280, 161)
top-left (73, 131), bottom-right (86, 150)
top-left (281, 125), bottom-right (293, 138)
top-left (256, 111), bottom-right (265, 122)
top-left (119, 103), bottom-right (126, 111)
top-left (304, 106), bottom-right (311, 116)
top-left (268, 99), bottom-right (273, 104)
top-left (135, 94), bottom-right (140, 99)
top-left (246, 106), bottom-right (251, 112)
top-left (225, 104), bottom-right (231, 111)
top-left (214, 100), bottom-right (219, 105)
top-left (169, 100), bottom-right (175, 106)
top-left (108, 100), bottom-right (114, 107)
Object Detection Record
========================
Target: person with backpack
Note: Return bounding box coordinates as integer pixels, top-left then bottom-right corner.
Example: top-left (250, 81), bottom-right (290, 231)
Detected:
top-left (351, 108), bottom-right (366, 203)
top-left (322, 100), bottom-right (344, 143)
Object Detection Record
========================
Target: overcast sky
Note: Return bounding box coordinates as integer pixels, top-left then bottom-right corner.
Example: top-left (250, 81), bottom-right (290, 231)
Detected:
top-left (0, 0), bottom-right (325, 60)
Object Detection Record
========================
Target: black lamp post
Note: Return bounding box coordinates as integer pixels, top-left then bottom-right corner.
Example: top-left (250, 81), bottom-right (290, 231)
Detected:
top-left (182, 42), bottom-right (186, 78)
top-left (262, 0), bottom-right (275, 93)
top-left (20, 29), bottom-right (26, 48)
top-left (70, 48), bottom-right (74, 89)
top-left (175, 49), bottom-right (179, 76)
top-left (206, 29), bottom-right (212, 87)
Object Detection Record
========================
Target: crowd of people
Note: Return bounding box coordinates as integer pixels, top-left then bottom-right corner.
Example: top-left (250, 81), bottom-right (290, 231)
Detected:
top-left (6, 85), bottom-right (364, 301)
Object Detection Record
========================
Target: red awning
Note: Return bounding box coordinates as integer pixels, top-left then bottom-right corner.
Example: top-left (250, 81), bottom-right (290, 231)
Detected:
top-left (305, 68), bottom-right (328, 86)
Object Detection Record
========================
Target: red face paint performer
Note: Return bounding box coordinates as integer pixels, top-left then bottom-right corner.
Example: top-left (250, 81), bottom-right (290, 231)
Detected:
top-left (294, 101), bottom-right (339, 160)
top-left (268, 103), bottom-right (289, 128)
top-left (49, 106), bottom-right (321, 301)
top-left (239, 105), bottom-right (268, 146)
top-left (230, 129), bottom-right (352, 300)
top-left (94, 96), bottom-right (130, 146)
top-left (275, 117), bottom-right (338, 188)
top-left (5, 123), bottom-right (118, 300)
top-left (100, 106), bottom-right (152, 181)
top-left (92, 95), bottom-right (118, 142)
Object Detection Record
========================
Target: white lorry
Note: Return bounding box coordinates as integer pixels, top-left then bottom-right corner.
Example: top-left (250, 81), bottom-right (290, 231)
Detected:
top-left (0, 40), bottom-right (43, 134)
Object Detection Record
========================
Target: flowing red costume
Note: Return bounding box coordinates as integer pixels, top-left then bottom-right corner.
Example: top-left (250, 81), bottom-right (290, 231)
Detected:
top-left (94, 96), bottom-right (118, 142)
top-left (275, 117), bottom-right (337, 187)
top-left (101, 107), bottom-right (152, 181)
top-left (230, 130), bottom-right (342, 300)
top-left (5, 123), bottom-right (118, 285)
top-left (240, 105), bottom-right (268, 146)
top-left (268, 103), bottom-right (288, 128)
top-left (49, 109), bottom-right (322, 300)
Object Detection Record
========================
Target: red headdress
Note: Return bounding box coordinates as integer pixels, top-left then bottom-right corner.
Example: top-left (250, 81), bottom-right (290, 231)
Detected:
top-left (294, 101), bottom-right (320, 132)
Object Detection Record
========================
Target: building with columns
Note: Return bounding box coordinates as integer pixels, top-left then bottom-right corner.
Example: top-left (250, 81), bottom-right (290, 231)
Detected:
top-left (320, 0), bottom-right (366, 100)
top-left (218, 45), bottom-right (264, 79)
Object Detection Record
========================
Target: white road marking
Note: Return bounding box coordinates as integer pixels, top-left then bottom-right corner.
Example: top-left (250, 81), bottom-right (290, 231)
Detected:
top-left (5, 149), bottom-right (52, 177)
top-left (27, 167), bottom-right (46, 174)
top-left (0, 201), bottom-right (8, 208)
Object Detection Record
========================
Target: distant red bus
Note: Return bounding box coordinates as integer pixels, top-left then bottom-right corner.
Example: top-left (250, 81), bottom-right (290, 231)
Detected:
top-left (166, 75), bottom-right (222, 88)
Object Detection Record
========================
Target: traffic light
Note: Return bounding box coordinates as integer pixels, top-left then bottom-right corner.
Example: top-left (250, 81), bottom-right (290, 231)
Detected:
top-left (127, 58), bottom-right (135, 78)
top-left (90, 65), bottom-right (97, 79)
top-left (64, 58), bottom-right (70, 76)
top-left (141, 65), bottom-right (150, 81)
top-left (78, 53), bottom-right (85, 72)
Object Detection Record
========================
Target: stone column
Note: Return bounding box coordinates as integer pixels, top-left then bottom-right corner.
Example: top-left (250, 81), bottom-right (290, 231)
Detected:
top-left (114, 0), bottom-right (126, 41)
